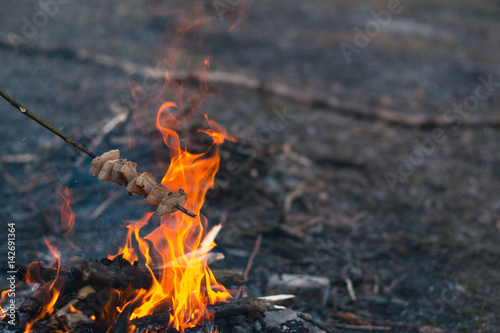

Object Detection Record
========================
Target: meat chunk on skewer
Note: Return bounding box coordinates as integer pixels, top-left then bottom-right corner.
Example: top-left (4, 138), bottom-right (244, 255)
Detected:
top-left (89, 150), bottom-right (188, 216)
top-left (89, 150), bottom-right (119, 177)
top-left (157, 189), bottom-right (187, 216)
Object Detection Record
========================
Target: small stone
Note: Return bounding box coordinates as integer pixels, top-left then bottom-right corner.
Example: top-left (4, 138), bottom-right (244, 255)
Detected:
top-left (267, 274), bottom-right (330, 306)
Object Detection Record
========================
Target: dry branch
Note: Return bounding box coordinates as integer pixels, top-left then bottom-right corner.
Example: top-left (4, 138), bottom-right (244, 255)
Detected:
top-left (1, 36), bottom-right (499, 127)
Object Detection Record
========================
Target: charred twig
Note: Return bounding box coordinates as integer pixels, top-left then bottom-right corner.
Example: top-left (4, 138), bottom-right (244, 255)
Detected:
top-left (210, 269), bottom-right (248, 287)
top-left (0, 88), bottom-right (195, 218)
top-left (244, 234), bottom-right (263, 279)
top-left (235, 234), bottom-right (262, 299)
top-left (213, 297), bottom-right (276, 320)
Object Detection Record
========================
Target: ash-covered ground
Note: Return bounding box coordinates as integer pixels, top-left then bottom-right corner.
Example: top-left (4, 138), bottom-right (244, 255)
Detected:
top-left (0, 1), bottom-right (499, 332)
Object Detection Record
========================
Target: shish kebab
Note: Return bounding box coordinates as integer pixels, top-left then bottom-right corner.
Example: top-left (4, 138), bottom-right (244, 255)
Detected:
top-left (0, 88), bottom-right (196, 218)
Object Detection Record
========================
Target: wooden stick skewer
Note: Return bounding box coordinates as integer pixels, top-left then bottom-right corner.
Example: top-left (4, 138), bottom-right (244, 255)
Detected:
top-left (0, 88), bottom-right (196, 218)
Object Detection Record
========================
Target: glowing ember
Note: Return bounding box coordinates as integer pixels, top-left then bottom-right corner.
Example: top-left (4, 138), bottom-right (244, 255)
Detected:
top-left (0, 291), bottom-right (10, 319)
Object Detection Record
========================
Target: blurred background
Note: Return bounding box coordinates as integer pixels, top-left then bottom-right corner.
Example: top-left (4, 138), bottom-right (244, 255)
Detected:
top-left (1, 1), bottom-right (499, 331)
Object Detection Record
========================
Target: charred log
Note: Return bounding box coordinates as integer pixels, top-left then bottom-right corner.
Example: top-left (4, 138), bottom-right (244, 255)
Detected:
top-left (129, 298), bottom-right (278, 333)
top-left (19, 276), bottom-right (67, 316)
top-left (15, 262), bottom-right (67, 283)
top-left (214, 297), bottom-right (275, 320)
top-left (80, 259), bottom-right (247, 291)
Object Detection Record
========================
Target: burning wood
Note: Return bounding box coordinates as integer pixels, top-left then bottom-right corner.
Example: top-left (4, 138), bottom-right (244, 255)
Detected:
top-left (82, 257), bottom-right (247, 291)
top-left (127, 297), bottom-right (282, 333)
top-left (48, 286), bottom-right (96, 331)
top-left (16, 259), bottom-right (247, 293)
top-left (9, 257), bottom-right (255, 332)
top-left (18, 276), bottom-right (67, 316)
top-left (89, 149), bottom-right (189, 216)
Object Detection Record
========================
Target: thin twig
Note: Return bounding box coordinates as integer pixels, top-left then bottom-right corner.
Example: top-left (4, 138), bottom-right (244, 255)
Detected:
top-left (244, 234), bottom-right (263, 278)
top-left (1, 88), bottom-right (196, 218)
top-left (235, 234), bottom-right (262, 299)
top-left (174, 204), bottom-right (197, 218)
top-left (344, 275), bottom-right (357, 302)
top-left (0, 88), bottom-right (98, 158)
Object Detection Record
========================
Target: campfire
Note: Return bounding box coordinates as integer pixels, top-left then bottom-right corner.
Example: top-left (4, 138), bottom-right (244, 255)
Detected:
top-left (0, 3), bottom-right (325, 333)
top-left (0, 91), bottom-right (300, 332)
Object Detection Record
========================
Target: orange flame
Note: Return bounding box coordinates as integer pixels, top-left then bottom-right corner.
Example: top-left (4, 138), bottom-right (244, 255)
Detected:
top-left (0, 290), bottom-right (9, 319)
top-left (107, 2), bottom-right (253, 330)
top-left (109, 103), bottom-right (233, 331)
top-left (57, 186), bottom-right (75, 235)
top-left (24, 238), bottom-right (62, 332)
top-left (68, 303), bottom-right (82, 314)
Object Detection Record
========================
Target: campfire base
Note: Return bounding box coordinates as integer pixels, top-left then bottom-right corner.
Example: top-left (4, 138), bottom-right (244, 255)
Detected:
top-left (1, 303), bottom-right (322, 333)
top-left (3, 256), bottom-right (324, 333)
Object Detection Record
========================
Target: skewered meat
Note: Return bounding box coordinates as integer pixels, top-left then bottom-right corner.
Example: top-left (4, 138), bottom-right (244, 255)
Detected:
top-left (89, 150), bottom-right (187, 216)
top-left (89, 150), bottom-right (119, 177)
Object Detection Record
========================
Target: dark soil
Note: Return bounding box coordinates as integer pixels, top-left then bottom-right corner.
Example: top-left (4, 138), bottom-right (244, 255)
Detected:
top-left (1, 1), bottom-right (499, 332)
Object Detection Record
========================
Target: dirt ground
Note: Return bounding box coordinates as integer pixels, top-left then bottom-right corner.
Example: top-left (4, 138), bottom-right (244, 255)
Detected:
top-left (0, 1), bottom-right (499, 332)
